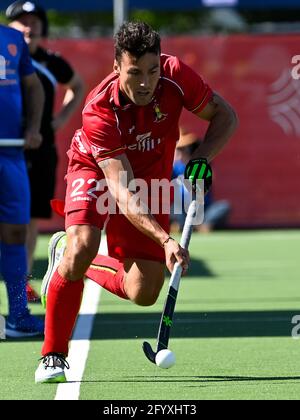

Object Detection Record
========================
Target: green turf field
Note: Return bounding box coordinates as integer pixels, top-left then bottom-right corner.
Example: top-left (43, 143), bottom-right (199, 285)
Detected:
top-left (0, 231), bottom-right (300, 400)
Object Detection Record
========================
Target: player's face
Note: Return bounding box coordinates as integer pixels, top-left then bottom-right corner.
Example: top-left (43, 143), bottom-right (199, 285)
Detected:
top-left (9, 14), bottom-right (43, 53)
top-left (115, 52), bottom-right (160, 106)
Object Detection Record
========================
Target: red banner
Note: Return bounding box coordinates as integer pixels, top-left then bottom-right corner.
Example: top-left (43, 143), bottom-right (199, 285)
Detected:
top-left (39, 34), bottom-right (300, 230)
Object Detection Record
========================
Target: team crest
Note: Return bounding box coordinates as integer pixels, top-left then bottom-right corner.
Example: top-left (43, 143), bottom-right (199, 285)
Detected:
top-left (154, 104), bottom-right (167, 123)
top-left (8, 44), bottom-right (18, 57)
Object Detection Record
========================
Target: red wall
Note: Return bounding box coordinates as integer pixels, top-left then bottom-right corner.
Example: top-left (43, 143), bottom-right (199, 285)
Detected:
top-left (39, 34), bottom-right (300, 231)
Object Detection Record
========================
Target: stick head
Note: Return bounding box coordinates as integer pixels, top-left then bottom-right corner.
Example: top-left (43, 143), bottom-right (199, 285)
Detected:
top-left (142, 341), bottom-right (157, 364)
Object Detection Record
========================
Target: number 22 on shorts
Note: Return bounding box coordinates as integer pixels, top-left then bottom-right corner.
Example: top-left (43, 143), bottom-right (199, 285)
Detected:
top-left (70, 178), bottom-right (101, 200)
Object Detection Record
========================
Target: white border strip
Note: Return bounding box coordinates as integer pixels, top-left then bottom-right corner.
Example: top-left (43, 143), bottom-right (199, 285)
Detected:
top-left (55, 239), bottom-right (107, 400)
top-left (55, 280), bottom-right (102, 400)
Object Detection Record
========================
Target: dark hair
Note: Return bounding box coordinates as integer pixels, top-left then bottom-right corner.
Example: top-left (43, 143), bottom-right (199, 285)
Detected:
top-left (114, 21), bottom-right (161, 63)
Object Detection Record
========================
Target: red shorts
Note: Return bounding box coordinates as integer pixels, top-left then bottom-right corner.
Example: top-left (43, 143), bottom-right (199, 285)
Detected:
top-left (65, 162), bottom-right (169, 263)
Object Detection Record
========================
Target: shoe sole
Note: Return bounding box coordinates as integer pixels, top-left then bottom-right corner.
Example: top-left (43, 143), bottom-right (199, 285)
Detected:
top-left (35, 372), bottom-right (66, 384)
top-left (41, 231), bottom-right (66, 308)
top-left (5, 328), bottom-right (44, 338)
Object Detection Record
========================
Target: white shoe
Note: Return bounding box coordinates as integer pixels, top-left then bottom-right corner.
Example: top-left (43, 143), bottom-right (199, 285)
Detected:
top-left (41, 232), bottom-right (67, 308)
top-left (35, 353), bottom-right (69, 384)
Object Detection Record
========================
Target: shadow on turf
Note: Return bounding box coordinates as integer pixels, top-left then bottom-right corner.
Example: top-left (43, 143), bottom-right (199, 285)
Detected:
top-left (65, 375), bottom-right (300, 386)
top-left (31, 257), bottom-right (48, 281)
top-left (32, 256), bottom-right (215, 280)
top-left (4, 309), bottom-right (299, 342)
top-left (166, 257), bottom-right (215, 279)
top-left (89, 310), bottom-right (299, 340)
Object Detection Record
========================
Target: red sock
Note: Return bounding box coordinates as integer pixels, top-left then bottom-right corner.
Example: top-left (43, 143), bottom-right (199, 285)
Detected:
top-left (42, 270), bottom-right (84, 356)
top-left (85, 254), bottom-right (128, 300)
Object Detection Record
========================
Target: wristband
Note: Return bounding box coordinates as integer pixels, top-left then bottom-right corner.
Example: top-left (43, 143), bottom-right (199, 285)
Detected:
top-left (162, 236), bottom-right (174, 247)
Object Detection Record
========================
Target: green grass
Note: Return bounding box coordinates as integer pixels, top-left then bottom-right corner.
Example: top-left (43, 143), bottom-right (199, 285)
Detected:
top-left (1, 230), bottom-right (300, 400)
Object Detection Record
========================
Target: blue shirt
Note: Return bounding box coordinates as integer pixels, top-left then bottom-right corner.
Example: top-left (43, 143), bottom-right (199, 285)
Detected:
top-left (0, 25), bottom-right (34, 141)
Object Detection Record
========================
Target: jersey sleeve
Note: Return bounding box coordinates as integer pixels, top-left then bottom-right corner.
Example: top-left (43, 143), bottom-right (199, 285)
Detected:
top-left (49, 53), bottom-right (75, 85)
top-left (166, 56), bottom-right (213, 114)
top-left (82, 107), bottom-right (126, 164)
top-left (19, 36), bottom-right (35, 77)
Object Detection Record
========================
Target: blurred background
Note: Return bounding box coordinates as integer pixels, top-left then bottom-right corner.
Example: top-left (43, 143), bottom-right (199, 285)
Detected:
top-left (1, 0), bottom-right (300, 231)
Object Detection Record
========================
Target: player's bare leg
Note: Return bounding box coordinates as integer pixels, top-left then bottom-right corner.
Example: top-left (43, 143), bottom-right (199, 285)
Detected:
top-left (123, 258), bottom-right (165, 306)
top-left (36, 224), bottom-right (165, 383)
top-left (0, 222), bottom-right (27, 245)
top-left (26, 218), bottom-right (39, 274)
top-left (36, 225), bottom-right (99, 383)
top-left (26, 218), bottom-right (40, 302)
top-left (58, 225), bottom-right (101, 281)
top-left (59, 225), bottom-right (165, 306)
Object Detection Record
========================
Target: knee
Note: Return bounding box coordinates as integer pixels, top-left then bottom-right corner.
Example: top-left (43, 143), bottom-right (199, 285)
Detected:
top-left (135, 296), bottom-right (159, 307)
top-left (1, 225), bottom-right (27, 244)
top-left (130, 283), bottom-right (162, 307)
top-left (124, 261), bottom-right (165, 306)
top-left (65, 242), bottom-right (98, 277)
top-left (61, 230), bottom-right (100, 280)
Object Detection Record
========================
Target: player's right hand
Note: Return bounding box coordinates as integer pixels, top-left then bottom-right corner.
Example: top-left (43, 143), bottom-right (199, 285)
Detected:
top-left (163, 238), bottom-right (190, 276)
top-left (24, 131), bottom-right (43, 150)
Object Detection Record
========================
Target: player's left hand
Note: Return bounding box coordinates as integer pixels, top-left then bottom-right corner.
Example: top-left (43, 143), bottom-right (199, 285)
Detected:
top-left (24, 131), bottom-right (43, 150)
top-left (184, 157), bottom-right (213, 194)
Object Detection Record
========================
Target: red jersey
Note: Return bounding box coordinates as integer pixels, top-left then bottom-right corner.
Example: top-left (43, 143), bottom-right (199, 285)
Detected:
top-left (69, 54), bottom-right (212, 182)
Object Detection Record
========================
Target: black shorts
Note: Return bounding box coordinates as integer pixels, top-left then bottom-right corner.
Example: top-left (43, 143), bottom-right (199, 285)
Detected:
top-left (25, 144), bottom-right (58, 219)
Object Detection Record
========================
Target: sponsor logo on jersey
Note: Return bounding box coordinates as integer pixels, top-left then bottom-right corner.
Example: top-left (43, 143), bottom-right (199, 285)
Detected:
top-left (128, 125), bottom-right (135, 134)
top-left (154, 104), bottom-right (168, 123)
top-left (127, 132), bottom-right (161, 152)
top-left (74, 131), bottom-right (88, 154)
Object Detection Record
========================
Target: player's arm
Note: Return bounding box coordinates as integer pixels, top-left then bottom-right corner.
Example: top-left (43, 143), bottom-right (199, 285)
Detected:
top-left (99, 154), bottom-right (189, 274)
top-left (52, 73), bottom-right (85, 131)
top-left (22, 72), bottom-right (45, 149)
top-left (192, 92), bottom-right (238, 162)
top-left (184, 93), bottom-right (238, 192)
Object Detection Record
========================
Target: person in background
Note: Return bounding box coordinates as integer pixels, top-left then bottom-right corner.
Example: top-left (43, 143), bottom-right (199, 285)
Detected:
top-left (0, 21), bottom-right (45, 337)
top-left (171, 129), bottom-right (231, 233)
top-left (6, 1), bottom-right (85, 302)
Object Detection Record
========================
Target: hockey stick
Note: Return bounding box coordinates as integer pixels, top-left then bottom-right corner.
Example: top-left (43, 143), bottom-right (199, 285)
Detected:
top-left (142, 198), bottom-right (199, 364)
top-left (0, 139), bottom-right (25, 147)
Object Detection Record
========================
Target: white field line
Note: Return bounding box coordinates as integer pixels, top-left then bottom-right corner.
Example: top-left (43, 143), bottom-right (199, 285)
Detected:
top-left (55, 239), bottom-right (107, 400)
top-left (54, 280), bottom-right (101, 400)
